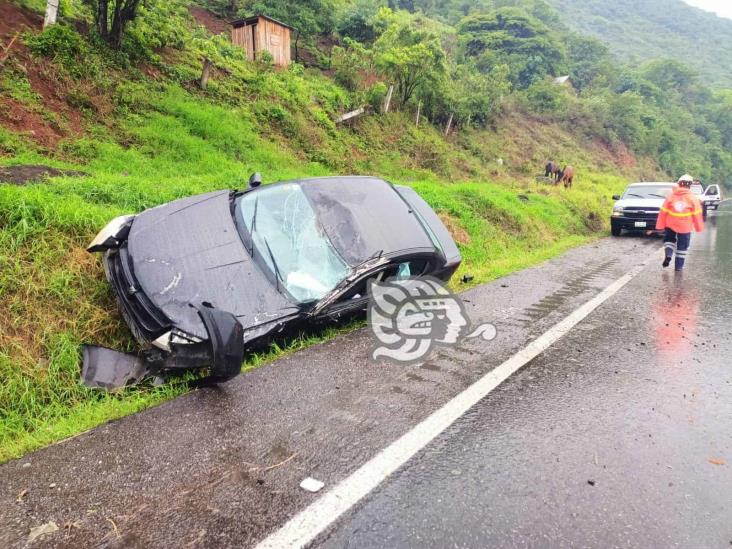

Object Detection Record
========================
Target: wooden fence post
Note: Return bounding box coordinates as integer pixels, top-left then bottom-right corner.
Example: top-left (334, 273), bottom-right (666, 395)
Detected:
top-left (200, 58), bottom-right (212, 90)
top-left (444, 112), bottom-right (453, 136)
top-left (44, 0), bottom-right (59, 27)
top-left (383, 85), bottom-right (394, 114)
top-left (415, 101), bottom-right (421, 127)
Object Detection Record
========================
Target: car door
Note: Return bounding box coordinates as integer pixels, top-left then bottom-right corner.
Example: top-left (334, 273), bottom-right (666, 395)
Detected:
top-left (319, 257), bottom-right (434, 321)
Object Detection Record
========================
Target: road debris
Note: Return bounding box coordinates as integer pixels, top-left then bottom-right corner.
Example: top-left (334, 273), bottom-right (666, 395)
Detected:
top-left (261, 453), bottom-right (297, 473)
top-left (300, 477), bottom-right (325, 493)
top-left (16, 489), bottom-right (28, 502)
top-left (28, 521), bottom-right (58, 543)
top-left (708, 458), bottom-right (726, 466)
top-left (106, 517), bottom-right (121, 539)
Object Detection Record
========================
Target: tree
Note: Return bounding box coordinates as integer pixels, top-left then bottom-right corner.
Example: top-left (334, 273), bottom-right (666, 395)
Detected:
top-left (641, 59), bottom-right (699, 101)
top-left (374, 15), bottom-right (446, 106)
top-left (422, 62), bottom-right (509, 126)
top-left (566, 35), bottom-right (611, 91)
top-left (338, 0), bottom-right (388, 42)
top-left (457, 7), bottom-right (566, 88)
top-left (86, 0), bottom-right (144, 48)
top-left (242, 0), bottom-right (345, 37)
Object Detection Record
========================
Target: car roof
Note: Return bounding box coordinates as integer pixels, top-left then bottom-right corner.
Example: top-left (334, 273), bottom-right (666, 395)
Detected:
top-left (627, 182), bottom-right (675, 187)
top-left (291, 176), bottom-right (436, 265)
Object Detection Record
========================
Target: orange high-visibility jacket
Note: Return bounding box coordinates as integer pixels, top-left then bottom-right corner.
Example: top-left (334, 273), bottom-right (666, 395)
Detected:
top-left (656, 186), bottom-right (705, 233)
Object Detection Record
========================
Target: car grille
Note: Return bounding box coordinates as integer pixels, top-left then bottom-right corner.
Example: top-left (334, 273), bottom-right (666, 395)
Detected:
top-left (622, 207), bottom-right (659, 221)
top-left (104, 246), bottom-right (170, 342)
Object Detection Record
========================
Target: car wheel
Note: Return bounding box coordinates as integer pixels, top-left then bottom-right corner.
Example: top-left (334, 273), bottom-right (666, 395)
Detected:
top-left (611, 221), bottom-right (622, 237)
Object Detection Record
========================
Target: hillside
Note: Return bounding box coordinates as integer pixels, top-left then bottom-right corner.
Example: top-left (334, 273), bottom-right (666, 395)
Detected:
top-left (548, 0), bottom-right (732, 88)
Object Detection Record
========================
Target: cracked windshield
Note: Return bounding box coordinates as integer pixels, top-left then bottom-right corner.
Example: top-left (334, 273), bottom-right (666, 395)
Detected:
top-left (237, 183), bottom-right (349, 302)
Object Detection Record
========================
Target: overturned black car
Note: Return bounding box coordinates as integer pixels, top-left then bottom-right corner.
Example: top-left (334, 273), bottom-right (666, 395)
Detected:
top-left (82, 176), bottom-right (462, 389)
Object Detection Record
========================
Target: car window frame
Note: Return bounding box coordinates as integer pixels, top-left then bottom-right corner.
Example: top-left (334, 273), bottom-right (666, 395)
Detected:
top-left (321, 252), bottom-right (437, 314)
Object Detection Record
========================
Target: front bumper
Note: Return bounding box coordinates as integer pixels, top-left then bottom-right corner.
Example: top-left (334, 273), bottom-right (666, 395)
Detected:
top-left (611, 214), bottom-right (660, 231)
top-left (81, 303), bottom-right (245, 390)
top-left (103, 246), bottom-right (171, 343)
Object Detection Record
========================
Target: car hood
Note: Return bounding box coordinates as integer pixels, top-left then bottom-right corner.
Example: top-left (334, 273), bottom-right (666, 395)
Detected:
top-left (127, 191), bottom-right (298, 340)
top-left (614, 197), bottom-right (665, 209)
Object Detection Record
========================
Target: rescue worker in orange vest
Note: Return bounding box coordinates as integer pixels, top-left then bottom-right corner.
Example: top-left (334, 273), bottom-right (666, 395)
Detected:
top-left (656, 174), bottom-right (705, 271)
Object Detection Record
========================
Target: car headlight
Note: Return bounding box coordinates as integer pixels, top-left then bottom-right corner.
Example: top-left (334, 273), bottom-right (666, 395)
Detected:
top-left (87, 215), bottom-right (135, 252)
top-left (152, 329), bottom-right (203, 351)
top-left (611, 207), bottom-right (624, 217)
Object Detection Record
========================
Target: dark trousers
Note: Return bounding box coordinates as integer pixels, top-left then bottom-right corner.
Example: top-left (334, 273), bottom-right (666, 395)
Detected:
top-left (664, 228), bottom-right (691, 270)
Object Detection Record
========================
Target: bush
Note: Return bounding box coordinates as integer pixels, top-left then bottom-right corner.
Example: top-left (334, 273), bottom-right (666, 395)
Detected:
top-left (24, 25), bottom-right (88, 73)
top-left (364, 82), bottom-right (387, 111)
top-left (524, 80), bottom-right (568, 114)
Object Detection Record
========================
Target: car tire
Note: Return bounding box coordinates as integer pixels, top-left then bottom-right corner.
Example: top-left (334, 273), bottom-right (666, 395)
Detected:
top-left (611, 221), bottom-right (622, 237)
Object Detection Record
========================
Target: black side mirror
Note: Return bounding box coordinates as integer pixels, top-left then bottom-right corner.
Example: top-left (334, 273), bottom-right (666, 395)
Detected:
top-left (249, 172), bottom-right (262, 189)
top-left (612, 195), bottom-right (621, 201)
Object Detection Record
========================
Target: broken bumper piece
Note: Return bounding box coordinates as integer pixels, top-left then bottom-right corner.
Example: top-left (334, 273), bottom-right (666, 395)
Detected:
top-left (81, 305), bottom-right (245, 390)
top-left (81, 346), bottom-right (151, 390)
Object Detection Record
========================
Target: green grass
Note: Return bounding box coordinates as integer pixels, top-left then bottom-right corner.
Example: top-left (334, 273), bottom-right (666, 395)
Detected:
top-left (1, 40), bottom-right (635, 462)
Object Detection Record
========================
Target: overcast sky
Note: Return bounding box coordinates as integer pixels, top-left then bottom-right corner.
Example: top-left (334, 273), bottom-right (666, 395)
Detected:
top-left (683, 0), bottom-right (732, 19)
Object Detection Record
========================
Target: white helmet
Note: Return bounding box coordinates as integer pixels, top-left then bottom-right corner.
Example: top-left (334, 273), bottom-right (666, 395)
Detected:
top-left (678, 174), bottom-right (693, 187)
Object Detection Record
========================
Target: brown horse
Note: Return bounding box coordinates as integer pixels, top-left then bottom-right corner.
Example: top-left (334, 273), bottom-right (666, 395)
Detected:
top-left (545, 161), bottom-right (561, 183)
top-left (560, 165), bottom-right (575, 188)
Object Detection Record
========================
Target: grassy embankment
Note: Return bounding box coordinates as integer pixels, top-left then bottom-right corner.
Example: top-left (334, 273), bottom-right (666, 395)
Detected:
top-left (0, 8), bottom-right (647, 462)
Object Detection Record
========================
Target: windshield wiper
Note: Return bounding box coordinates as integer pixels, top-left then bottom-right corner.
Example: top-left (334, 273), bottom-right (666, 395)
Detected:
top-left (648, 193), bottom-right (667, 198)
top-left (625, 193), bottom-right (645, 198)
top-left (263, 237), bottom-right (284, 293)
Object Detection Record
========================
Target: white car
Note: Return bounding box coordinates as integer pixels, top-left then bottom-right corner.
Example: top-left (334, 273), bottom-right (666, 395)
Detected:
top-left (701, 184), bottom-right (722, 210)
top-left (610, 182), bottom-right (676, 237)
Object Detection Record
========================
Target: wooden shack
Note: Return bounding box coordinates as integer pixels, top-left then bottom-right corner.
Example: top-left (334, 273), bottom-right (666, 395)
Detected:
top-left (231, 15), bottom-right (294, 67)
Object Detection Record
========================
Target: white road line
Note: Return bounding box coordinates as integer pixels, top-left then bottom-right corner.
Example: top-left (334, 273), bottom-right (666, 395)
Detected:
top-left (255, 255), bottom-right (655, 549)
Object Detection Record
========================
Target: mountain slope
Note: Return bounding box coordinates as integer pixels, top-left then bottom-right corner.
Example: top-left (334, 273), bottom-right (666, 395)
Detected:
top-left (548, 0), bottom-right (732, 88)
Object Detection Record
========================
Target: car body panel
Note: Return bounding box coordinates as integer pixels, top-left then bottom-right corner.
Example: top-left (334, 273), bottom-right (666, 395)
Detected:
top-left (126, 190), bottom-right (298, 341)
top-left (299, 177), bottom-right (436, 265)
top-left (395, 185), bottom-right (461, 267)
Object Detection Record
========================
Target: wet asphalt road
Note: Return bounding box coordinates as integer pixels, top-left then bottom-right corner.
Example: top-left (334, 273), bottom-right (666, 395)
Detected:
top-left (1, 206), bottom-right (730, 547)
top-left (320, 207), bottom-right (732, 549)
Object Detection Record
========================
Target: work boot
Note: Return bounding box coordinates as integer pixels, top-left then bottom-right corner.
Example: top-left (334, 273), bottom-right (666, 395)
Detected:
top-left (662, 256), bottom-right (671, 268)
top-left (675, 257), bottom-right (685, 271)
